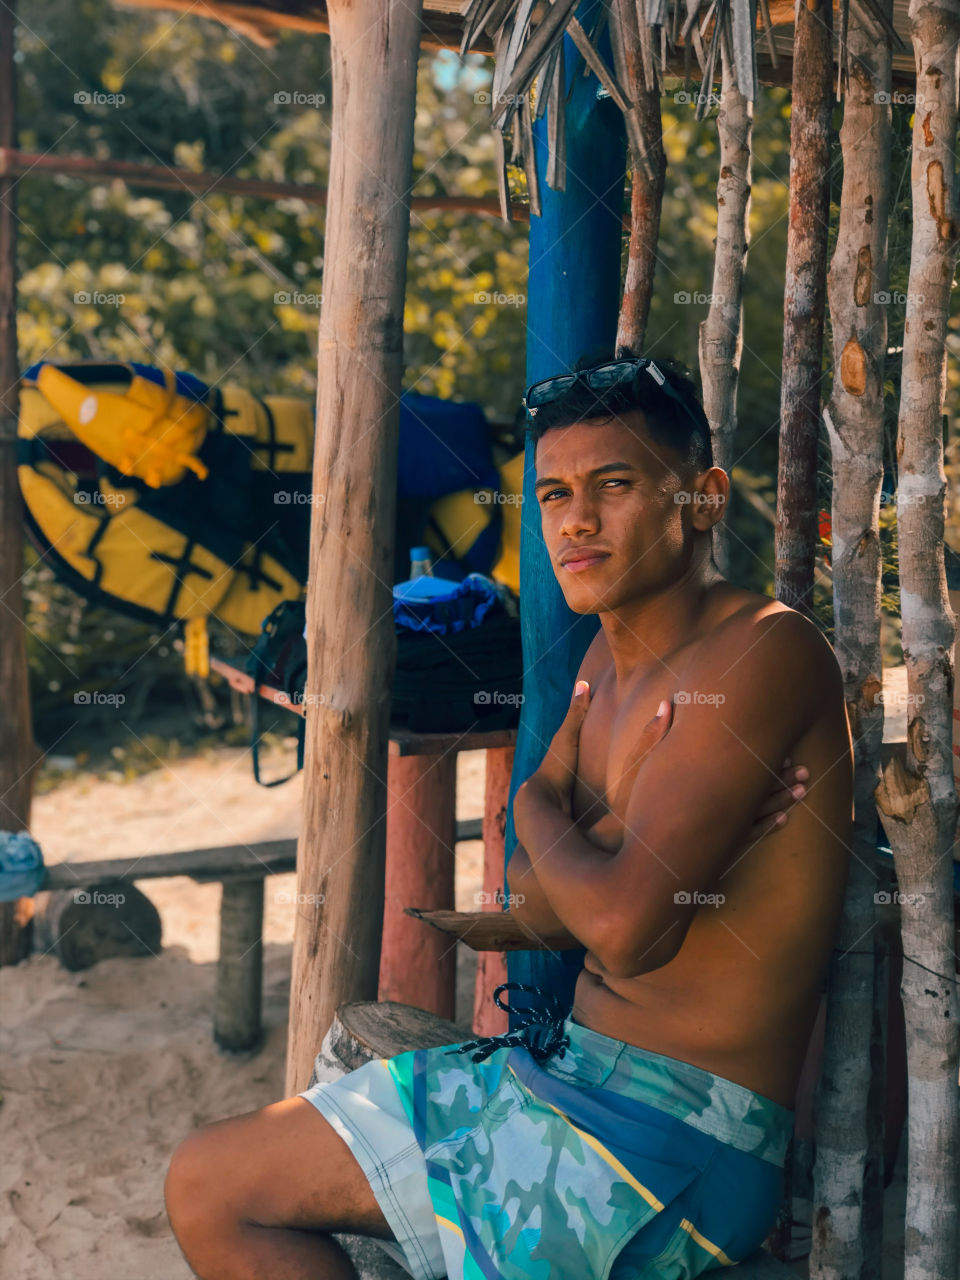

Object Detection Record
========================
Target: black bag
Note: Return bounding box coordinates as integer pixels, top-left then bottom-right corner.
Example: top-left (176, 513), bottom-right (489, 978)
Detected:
top-left (392, 612), bottom-right (523, 733)
top-left (243, 597), bottom-right (523, 784)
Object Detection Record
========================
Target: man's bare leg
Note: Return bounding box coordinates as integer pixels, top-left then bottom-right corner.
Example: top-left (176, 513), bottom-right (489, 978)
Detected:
top-left (165, 1097), bottom-right (400, 1280)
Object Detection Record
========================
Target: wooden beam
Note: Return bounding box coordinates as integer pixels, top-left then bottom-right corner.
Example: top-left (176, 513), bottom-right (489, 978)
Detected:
top-left (0, 149), bottom-right (522, 220)
top-left (42, 839), bottom-right (300, 889)
top-left (40, 821), bottom-right (484, 890)
top-left (285, 0), bottom-right (425, 1097)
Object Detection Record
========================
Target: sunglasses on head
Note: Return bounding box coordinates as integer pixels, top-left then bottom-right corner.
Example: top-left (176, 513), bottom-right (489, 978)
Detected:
top-left (523, 356), bottom-right (702, 433)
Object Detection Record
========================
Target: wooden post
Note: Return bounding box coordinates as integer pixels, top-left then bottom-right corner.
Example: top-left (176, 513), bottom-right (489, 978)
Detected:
top-left (379, 753), bottom-right (457, 1021)
top-left (285, 0), bottom-right (423, 1096)
top-left (609, 0), bottom-right (666, 358)
top-left (698, 29), bottom-right (753, 579)
top-left (215, 879), bottom-right (264, 1052)
top-left (0, 0), bottom-right (36, 965)
top-left (473, 746), bottom-right (513, 1035)
top-left (774, 0), bottom-right (833, 617)
top-left (812, 0), bottom-right (893, 1272)
top-left (505, 0), bottom-right (626, 1015)
top-left (875, 0), bottom-right (960, 1274)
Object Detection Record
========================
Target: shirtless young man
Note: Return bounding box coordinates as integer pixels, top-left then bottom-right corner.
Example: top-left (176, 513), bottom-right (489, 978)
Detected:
top-left (165, 355), bottom-right (853, 1280)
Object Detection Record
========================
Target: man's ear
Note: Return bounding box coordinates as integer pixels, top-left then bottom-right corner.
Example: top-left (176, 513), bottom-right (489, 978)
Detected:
top-left (689, 467), bottom-right (729, 533)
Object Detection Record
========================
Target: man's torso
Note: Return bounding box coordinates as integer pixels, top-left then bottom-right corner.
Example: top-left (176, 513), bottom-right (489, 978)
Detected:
top-left (568, 582), bottom-right (853, 1108)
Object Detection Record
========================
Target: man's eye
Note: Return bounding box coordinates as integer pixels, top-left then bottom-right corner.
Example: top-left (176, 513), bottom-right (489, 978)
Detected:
top-left (545, 478), bottom-right (627, 501)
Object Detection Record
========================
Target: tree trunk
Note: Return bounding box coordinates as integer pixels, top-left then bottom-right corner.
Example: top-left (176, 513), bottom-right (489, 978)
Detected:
top-left (811, 4), bottom-right (893, 1275)
top-left (609, 0), bottom-right (666, 357)
top-left (875, 1), bottom-right (960, 1275)
top-left (285, 0), bottom-right (423, 1096)
top-left (775, 0), bottom-right (833, 617)
top-left (0, 0), bottom-right (37, 965)
top-left (698, 28), bottom-right (753, 579)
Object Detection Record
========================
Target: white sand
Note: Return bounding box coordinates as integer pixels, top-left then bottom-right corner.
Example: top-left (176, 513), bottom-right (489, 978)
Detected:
top-left (0, 744), bottom-right (485, 1280)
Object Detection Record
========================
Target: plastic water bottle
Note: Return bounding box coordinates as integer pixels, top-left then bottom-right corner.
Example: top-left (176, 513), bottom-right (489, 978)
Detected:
top-left (409, 546), bottom-right (434, 579)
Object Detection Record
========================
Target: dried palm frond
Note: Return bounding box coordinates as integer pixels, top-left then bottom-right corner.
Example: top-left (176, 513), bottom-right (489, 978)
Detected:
top-left (468, 0), bottom-right (828, 202)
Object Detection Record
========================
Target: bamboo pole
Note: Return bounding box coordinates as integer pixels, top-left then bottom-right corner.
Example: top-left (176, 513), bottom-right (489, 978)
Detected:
top-left (774, 0), bottom-right (833, 617)
top-left (0, 0), bottom-right (36, 966)
top-left (609, 0), bottom-right (666, 357)
top-left (284, 0), bottom-right (423, 1096)
top-left (874, 0), bottom-right (960, 1274)
top-left (698, 23), bottom-right (753, 578)
top-left (812, 1), bottom-right (893, 1272)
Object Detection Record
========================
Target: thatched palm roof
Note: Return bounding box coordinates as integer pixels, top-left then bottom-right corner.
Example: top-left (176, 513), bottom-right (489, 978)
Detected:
top-left (119, 0), bottom-right (916, 221)
top-left (120, 0), bottom-right (917, 89)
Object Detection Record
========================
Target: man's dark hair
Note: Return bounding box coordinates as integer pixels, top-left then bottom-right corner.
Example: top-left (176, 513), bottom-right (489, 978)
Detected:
top-left (525, 351), bottom-right (714, 475)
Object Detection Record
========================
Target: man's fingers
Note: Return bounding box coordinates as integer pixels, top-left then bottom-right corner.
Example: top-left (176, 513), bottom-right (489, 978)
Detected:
top-left (778, 763), bottom-right (809, 786)
top-left (754, 789), bottom-right (794, 819)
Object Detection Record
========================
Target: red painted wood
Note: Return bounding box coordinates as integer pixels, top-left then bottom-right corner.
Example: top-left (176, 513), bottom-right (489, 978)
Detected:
top-left (380, 753), bottom-right (457, 1020)
top-left (472, 747), bottom-right (514, 1035)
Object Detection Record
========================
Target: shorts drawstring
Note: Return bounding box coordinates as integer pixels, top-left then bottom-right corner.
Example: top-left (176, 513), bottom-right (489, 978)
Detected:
top-left (444, 982), bottom-right (571, 1065)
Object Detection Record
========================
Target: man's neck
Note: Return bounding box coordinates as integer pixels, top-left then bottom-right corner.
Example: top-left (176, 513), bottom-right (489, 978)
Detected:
top-left (598, 548), bottom-right (727, 686)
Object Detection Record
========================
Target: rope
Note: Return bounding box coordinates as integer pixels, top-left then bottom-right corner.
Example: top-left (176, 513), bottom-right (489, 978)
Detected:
top-left (445, 982), bottom-right (572, 1065)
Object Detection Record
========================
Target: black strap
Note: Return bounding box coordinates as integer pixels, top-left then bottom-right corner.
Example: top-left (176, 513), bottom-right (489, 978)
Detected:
top-left (250, 651), bottom-right (306, 788)
top-left (444, 982), bottom-right (571, 1064)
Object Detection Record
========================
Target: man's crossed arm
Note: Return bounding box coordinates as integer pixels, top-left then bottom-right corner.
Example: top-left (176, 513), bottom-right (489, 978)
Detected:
top-left (511, 610), bottom-right (840, 978)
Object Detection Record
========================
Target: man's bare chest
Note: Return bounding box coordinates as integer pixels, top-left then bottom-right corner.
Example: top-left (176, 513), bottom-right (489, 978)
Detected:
top-left (571, 661), bottom-right (690, 829)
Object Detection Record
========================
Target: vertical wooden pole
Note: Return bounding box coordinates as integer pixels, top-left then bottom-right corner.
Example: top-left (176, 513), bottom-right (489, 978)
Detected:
top-left (505, 0), bottom-right (627, 1015)
top-left (0, 0), bottom-right (35, 965)
top-left (285, 0), bottom-right (423, 1096)
top-left (379, 753), bottom-right (457, 1020)
top-left (812, 0), bottom-right (893, 1272)
top-left (774, 0), bottom-right (833, 617)
top-left (698, 32), bottom-right (753, 579)
top-left (875, 0), bottom-right (960, 1274)
top-left (609, 0), bottom-right (666, 358)
top-left (473, 745), bottom-right (513, 1035)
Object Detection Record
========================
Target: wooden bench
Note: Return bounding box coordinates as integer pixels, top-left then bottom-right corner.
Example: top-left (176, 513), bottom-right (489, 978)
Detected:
top-left (308, 1001), bottom-right (798, 1279)
top-left (37, 823), bottom-right (483, 1052)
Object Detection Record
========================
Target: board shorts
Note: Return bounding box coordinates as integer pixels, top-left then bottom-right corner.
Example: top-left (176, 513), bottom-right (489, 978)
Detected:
top-left (298, 985), bottom-right (794, 1280)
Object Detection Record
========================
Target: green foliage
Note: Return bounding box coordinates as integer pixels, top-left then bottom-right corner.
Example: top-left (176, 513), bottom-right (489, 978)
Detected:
top-left (12, 2), bottom-right (955, 749)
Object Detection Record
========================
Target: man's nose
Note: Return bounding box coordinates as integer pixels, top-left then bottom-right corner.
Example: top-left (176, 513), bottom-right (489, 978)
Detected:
top-left (559, 491), bottom-right (600, 538)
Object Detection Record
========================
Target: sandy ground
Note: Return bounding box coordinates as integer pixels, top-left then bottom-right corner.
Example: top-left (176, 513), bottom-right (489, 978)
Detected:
top-left (0, 723), bottom-right (910, 1279)
top-left (0, 742), bottom-right (486, 1280)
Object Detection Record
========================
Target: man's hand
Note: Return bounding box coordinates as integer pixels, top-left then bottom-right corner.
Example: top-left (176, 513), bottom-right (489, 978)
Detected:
top-left (516, 679), bottom-right (592, 822)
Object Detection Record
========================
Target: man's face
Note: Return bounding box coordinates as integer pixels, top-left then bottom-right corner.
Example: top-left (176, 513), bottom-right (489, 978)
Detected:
top-left (533, 411), bottom-right (706, 614)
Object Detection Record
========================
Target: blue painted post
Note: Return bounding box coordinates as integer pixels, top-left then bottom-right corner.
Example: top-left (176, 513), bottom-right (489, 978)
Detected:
top-left (504, 5), bottom-right (627, 1017)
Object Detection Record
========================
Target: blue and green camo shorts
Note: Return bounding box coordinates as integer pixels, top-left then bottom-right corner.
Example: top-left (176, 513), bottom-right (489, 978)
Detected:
top-left (299, 990), bottom-right (794, 1280)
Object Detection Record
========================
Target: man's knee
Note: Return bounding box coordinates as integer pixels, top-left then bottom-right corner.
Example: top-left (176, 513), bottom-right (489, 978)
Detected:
top-left (166, 1122), bottom-right (243, 1273)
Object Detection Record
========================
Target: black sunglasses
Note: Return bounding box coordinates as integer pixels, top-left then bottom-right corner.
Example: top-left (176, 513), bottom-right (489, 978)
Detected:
top-left (523, 357), bottom-right (703, 433)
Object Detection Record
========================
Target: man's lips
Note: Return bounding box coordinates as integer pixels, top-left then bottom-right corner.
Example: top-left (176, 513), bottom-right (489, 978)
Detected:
top-left (561, 551), bottom-right (611, 573)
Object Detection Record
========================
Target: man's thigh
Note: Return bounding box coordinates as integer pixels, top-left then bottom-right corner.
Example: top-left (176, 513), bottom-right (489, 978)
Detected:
top-left (169, 1096), bottom-right (396, 1240)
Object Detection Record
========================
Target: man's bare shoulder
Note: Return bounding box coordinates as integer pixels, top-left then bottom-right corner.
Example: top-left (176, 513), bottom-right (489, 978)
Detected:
top-left (692, 593), bottom-right (845, 720)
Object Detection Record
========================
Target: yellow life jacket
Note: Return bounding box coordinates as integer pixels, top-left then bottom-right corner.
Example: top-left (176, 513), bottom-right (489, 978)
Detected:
top-left (19, 361), bottom-right (524, 661)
